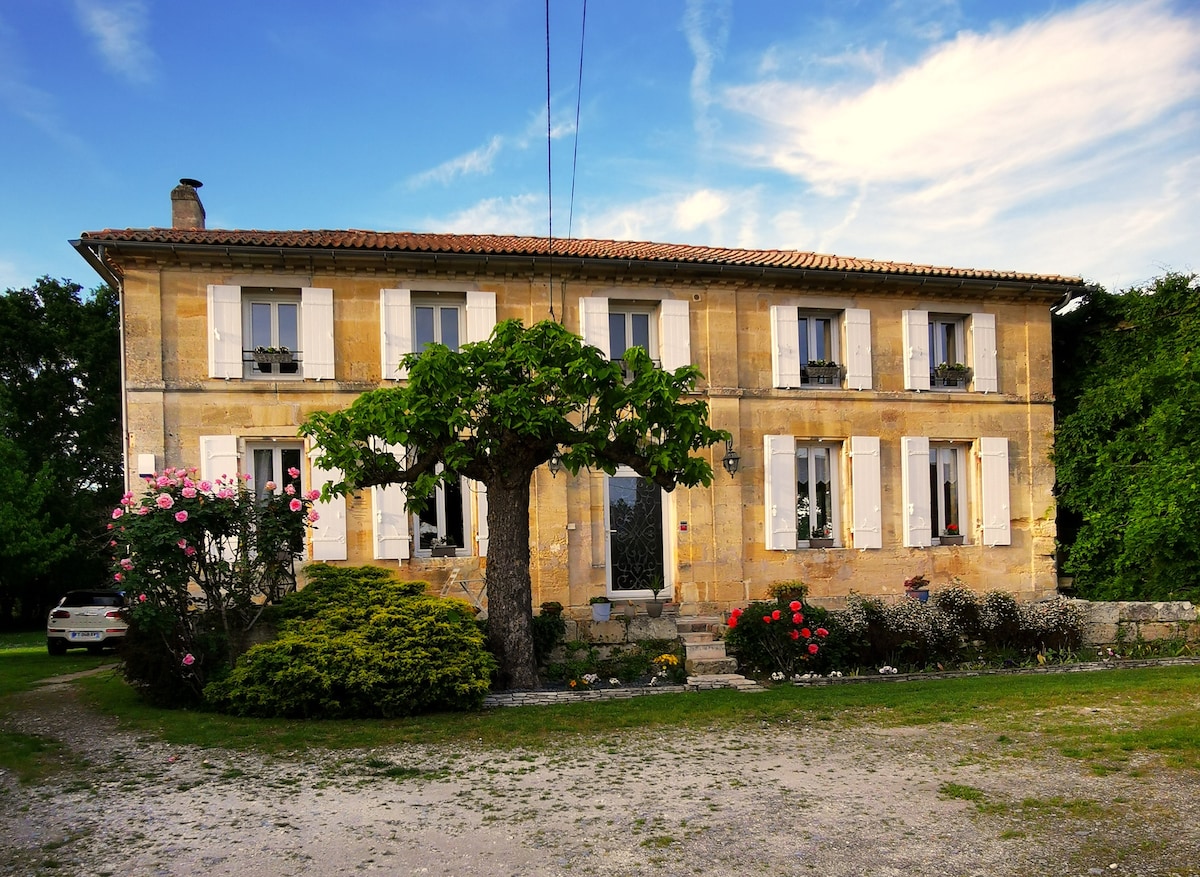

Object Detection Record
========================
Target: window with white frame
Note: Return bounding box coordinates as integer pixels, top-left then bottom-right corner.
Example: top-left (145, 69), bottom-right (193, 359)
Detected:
top-left (608, 305), bottom-right (658, 363)
top-left (247, 442), bottom-right (304, 501)
top-left (579, 296), bottom-right (691, 371)
top-left (379, 289), bottom-right (497, 380)
top-left (413, 298), bottom-right (464, 352)
top-left (902, 310), bottom-right (998, 393)
top-left (796, 444), bottom-right (838, 541)
top-left (207, 285), bottom-right (335, 381)
top-left (415, 467), bottom-right (471, 555)
top-left (770, 306), bottom-right (872, 390)
top-left (929, 443), bottom-right (967, 543)
top-left (763, 435), bottom-right (880, 550)
top-left (900, 435), bottom-right (1012, 547)
top-left (199, 435), bottom-right (348, 561)
top-left (245, 291), bottom-right (300, 377)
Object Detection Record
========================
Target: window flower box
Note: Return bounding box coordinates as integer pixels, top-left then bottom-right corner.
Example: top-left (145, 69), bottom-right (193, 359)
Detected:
top-left (932, 363), bottom-right (971, 388)
top-left (803, 362), bottom-right (844, 386)
top-left (253, 347), bottom-right (294, 365)
top-left (940, 535), bottom-right (964, 545)
top-left (808, 537), bottom-right (834, 548)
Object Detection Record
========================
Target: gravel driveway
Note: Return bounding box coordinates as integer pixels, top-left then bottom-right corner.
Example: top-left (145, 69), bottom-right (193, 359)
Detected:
top-left (2, 671), bottom-right (1198, 876)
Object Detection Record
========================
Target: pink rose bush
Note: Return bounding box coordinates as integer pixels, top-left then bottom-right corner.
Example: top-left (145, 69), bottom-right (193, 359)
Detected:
top-left (109, 464), bottom-right (323, 707)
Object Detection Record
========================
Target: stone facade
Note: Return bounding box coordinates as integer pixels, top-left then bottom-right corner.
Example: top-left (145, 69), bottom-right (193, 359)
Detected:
top-left (75, 215), bottom-right (1080, 621)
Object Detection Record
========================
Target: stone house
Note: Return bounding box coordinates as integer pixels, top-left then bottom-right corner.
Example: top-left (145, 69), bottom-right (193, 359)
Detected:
top-left (73, 180), bottom-right (1081, 617)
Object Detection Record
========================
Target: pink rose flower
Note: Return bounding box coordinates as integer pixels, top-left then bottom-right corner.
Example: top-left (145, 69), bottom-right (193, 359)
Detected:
top-left (136, 506), bottom-right (150, 515)
top-left (306, 510), bottom-right (320, 523)
top-left (305, 490), bottom-right (320, 501)
top-left (138, 594), bottom-right (147, 602)
top-left (287, 467), bottom-right (300, 478)
top-left (120, 558), bottom-right (134, 570)
top-left (113, 573), bottom-right (124, 582)
top-left (289, 498), bottom-right (302, 512)
top-left (111, 507), bottom-right (123, 519)
top-left (175, 510), bottom-right (188, 523)
top-left (185, 546), bottom-right (196, 557)
top-left (182, 653), bottom-right (195, 667)
top-left (284, 484), bottom-right (296, 496)
top-left (155, 493), bottom-right (174, 510)
top-left (182, 486), bottom-right (197, 498)
top-left (177, 539), bottom-right (188, 549)
top-left (156, 475), bottom-right (170, 488)
top-left (265, 481), bottom-right (277, 491)
top-left (199, 480), bottom-right (212, 492)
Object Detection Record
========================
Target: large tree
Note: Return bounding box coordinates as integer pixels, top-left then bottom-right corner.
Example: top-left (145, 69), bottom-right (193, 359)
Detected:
top-left (0, 277), bottom-right (122, 627)
top-left (1053, 272), bottom-right (1200, 602)
top-left (301, 318), bottom-right (727, 688)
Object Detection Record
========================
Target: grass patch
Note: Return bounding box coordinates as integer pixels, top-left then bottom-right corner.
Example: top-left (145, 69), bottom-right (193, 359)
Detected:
top-left (69, 663), bottom-right (1200, 775)
top-left (939, 782), bottom-right (986, 802)
top-left (0, 635), bottom-right (116, 699)
top-left (0, 731), bottom-right (85, 784)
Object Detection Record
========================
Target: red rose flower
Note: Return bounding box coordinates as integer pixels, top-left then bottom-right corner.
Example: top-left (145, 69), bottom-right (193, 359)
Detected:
top-left (816, 627), bottom-right (829, 637)
top-left (800, 628), bottom-right (811, 638)
top-left (789, 600), bottom-right (802, 612)
top-left (792, 612), bottom-right (803, 624)
top-left (808, 643), bottom-right (819, 654)
top-left (763, 615), bottom-right (772, 624)
top-left (789, 629), bottom-right (800, 640)
top-left (771, 609), bottom-right (782, 620)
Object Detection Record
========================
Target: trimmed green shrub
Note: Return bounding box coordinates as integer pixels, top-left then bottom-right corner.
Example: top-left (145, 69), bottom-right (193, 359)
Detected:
top-left (204, 564), bottom-right (496, 718)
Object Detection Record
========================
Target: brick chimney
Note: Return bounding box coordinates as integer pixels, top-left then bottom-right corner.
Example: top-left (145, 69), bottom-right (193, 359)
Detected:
top-left (170, 178), bottom-right (206, 229)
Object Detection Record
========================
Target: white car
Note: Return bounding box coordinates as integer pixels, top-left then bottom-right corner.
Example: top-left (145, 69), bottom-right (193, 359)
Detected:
top-left (46, 590), bottom-right (128, 655)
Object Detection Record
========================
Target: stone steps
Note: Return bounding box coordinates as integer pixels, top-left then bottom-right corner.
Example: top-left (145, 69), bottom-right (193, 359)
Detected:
top-left (677, 615), bottom-right (738, 675)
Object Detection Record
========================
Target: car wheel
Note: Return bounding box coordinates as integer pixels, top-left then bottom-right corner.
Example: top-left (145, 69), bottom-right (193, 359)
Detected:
top-left (47, 638), bottom-right (68, 656)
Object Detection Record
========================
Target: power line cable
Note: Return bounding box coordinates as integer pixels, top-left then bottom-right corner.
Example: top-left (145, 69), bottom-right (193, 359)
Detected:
top-left (567, 0), bottom-right (588, 243)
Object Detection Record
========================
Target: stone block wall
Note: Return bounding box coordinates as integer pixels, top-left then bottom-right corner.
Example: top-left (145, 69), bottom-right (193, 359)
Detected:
top-left (1072, 600), bottom-right (1199, 646)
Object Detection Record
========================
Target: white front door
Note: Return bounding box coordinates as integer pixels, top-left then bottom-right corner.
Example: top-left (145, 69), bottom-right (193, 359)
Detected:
top-left (604, 468), bottom-right (670, 598)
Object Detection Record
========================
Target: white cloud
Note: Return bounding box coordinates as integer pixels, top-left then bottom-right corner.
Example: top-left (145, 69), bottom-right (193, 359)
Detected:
top-left (434, 194), bottom-right (547, 236)
top-left (713, 0), bottom-right (1199, 282)
top-left (673, 189), bottom-right (729, 230)
top-left (75, 0), bottom-right (156, 85)
top-left (409, 136), bottom-right (505, 187)
top-left (682, 0), bottom-right (731, 141)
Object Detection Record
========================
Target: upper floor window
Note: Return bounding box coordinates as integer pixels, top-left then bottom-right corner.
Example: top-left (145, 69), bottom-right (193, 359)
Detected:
top-left (579, 296), bottom-right (691, 371)
top-left (380, 289), bottom-right (497, 380)
top-left (902, 310), bottom-right (998, 393)
top-left (207, 285), bottom-right (334, 381)
top-left (770, 306), bottom-right (872, 390)
top-left (245, 291), bottom-right (300, 377)
top-left (414, 299), bottom-right (464, 352)
top-left (608, 305), bottom-right (658, 363)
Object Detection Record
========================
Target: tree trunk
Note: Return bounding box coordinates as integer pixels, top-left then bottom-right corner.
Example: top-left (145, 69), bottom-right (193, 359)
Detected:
top-left (484, 475), bottom-right (540, 689)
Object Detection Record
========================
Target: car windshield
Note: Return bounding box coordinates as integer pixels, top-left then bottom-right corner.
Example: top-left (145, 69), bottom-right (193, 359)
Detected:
top-left (60, 591), bottom-right (125, 608)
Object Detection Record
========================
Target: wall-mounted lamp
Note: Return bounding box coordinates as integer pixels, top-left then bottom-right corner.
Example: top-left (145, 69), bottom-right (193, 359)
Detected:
top-left (548, 451), bottom-right (563, 478)
top-left (721, 439), bottom-right (740, 478)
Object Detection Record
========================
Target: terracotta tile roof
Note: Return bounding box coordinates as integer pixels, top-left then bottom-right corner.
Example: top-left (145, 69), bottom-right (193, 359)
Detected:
top-left (77, 227), bottom-right (1082, 286)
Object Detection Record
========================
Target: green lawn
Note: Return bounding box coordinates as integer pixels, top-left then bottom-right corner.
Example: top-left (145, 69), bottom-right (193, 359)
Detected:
top-left (3, 630), bottom-right (1198, 780)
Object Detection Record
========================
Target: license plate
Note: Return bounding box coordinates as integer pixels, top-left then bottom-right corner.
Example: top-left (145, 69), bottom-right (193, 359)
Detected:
top-left (68, 631), bottom-right (102, 640)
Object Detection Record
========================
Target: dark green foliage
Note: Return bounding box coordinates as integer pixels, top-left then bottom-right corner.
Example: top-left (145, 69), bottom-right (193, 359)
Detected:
top-left (121, 602), bottom-right (229, 708)
top-left (204, 565), bottom-right (496, 718)
top-left (530, 610), bottom-right (566, 667)
top-left (1053, 273), bottom-right (1200, 601)
top-left (0, 278), bottom-right (121, 628)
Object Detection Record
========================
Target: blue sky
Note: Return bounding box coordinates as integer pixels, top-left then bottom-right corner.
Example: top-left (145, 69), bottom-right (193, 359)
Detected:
top-left (1, 0), bottom-right (1196, 294)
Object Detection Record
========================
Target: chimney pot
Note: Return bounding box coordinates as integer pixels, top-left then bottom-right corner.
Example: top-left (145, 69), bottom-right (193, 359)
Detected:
top-left (171, 178), bottom-right (206, 230)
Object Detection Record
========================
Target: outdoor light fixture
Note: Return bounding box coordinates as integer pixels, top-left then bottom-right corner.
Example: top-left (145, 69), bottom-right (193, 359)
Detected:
top-left (721, 439), bottom-right (740, 477)
top-left (548, 451), bottom-right (563, 477)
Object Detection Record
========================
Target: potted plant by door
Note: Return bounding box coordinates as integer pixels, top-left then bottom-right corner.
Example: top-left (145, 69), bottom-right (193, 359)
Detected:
top-left (645, 578), bottom-right (666, 618)
top-left (589, 595), bottom-right (612, 622)
top-left (904, 574), bottom-right (931, 603)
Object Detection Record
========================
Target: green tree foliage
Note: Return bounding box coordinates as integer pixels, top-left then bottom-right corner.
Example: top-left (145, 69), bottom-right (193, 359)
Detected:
top-left (1053, 273), bottom-right (1200, 601)
top-left (204, 565), bottom-right (496, 717)
top-left (0, 278), bottom-right (121, 628)
top-left (301, 319), bottom-right (727, 689)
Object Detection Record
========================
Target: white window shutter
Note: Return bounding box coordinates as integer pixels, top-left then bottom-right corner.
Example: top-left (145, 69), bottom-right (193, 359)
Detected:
top-left (658, 299), bottom-right (691, 371)
top-left (764, 434), bottom-right (798, 550)
top-left (301, 287), bottom-right (335, 381)
top-left (979, 436), bottom-right (1011, 546)
top-left (207, 285), bottom-right (242, 379)
top-left (902, 310), bottom-right (930, 391)
top-left (371, 444), bottom-right (410, 561)
top-left (770, 306), bottom-right (802, 388)
top-left (579, 297), bottom-right (610, 358)
top-left (380, 288), bottom-right (412, 380)
top-left (844, 308), bottom-right (873, 390)
top-left (199, 435), bottom-right (239, 484)
top-left (473, 480), bottom-right (489, 557)
top-left (466, 291), bottom-right (497, 344)
top-left (308, 452), bottom-right (347, 561)
top-left (901, 436), bottom-right (933, 547)
top-left (971, 313), bottom-right (999, 393)
top-left (849, 436), bottom-right (882, 549)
